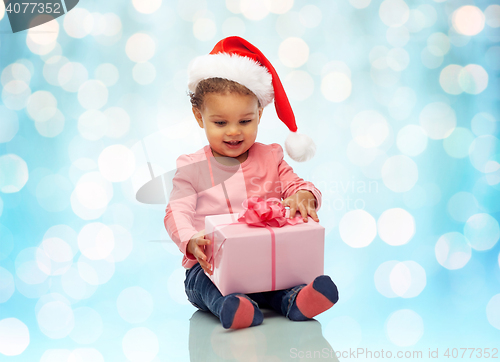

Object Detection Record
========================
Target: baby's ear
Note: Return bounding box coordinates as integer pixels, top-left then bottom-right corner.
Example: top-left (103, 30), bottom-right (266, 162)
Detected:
top-left (192, 107), bottom-right (204, 128)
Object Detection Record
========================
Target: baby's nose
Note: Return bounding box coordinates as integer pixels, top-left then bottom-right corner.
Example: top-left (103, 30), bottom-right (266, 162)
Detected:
top-left (226, 125), bottom-right (241, 135)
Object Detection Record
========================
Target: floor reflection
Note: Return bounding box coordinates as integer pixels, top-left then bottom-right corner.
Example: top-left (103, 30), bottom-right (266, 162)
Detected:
top-left (188, 309), bottom-right (339, 361)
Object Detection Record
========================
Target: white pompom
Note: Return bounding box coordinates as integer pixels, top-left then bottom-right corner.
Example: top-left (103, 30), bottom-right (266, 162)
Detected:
top-left (284, 131), bottom-right (316, 162)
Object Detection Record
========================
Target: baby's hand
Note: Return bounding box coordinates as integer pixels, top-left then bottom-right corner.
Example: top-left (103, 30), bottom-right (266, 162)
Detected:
top-left (187, 230), bottom-right (213, 275)
top-left (281, 190), bottom-right (319, 223)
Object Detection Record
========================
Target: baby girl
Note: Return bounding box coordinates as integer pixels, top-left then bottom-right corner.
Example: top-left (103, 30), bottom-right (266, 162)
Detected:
top-left (165, 37), bottom-right (338, 329)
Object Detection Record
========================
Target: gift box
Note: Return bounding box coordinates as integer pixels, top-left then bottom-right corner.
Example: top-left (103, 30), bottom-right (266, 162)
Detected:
top-left (204, 199), bottom-right (325, 296)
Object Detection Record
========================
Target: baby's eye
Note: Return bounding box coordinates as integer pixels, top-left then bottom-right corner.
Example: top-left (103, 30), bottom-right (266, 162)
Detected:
top-left (214, 121), bottom-right (226, 126)
top-left (240, 120), bottom-right (251, 124)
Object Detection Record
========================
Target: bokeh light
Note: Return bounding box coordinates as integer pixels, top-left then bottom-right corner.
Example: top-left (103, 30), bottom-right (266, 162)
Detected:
top-left (193, 18), bottom-right (217, 41)
top-left (468, 135), bottom-right (499, 173)
top-left (339, 210), bottom-right (377, 248)
top-left (427, 32), bottom-right (450, 57)
top-left (78, 223), bottom-right (115, 260)
top-left (77, 255), bottom-right (115, 286)
top-left (351, 110), bottom-right (388, 148)
top-left (419, 102), bottom-right (456, 140)
top-left (299, 5), bottom-right (322, 27)
top-left (69, 307), bottom-right (103, 344)
top-left (396, 125), bottom-right (428, 156)
top-left (78, 110), bottom-right (107, 141)
top-left (37, 237), bottom-right (73, 276)
top-left (1, 80), bottom-right (31, 110)
top-left (435, 232), bottom-right (471, 270)
top-left (386, 26), bottom-right (409, 47)
top-left (321, 72), bottom-right (352, 103)
top-left (0, 154), bottom-right (29, 193)
top-left (375, 260), bottom-right (399, 298)
top-left (71, 172), bottom-right (113, 220)
top-left (78, 80), bottom-right (108, 110)
top-left (485, 5), bottom-right (500, 28)
top-left (0, 318), bottom-right (30, 356)
top-left (63, 8), bottom-right (93, 38)
top-left (452, 6), bottom-right (485, 36)
top-left (386, 48), bottom-right (409, 71)
top-left (389, 261), bottom-right (426, 298)
top-left (377, 208), bottom-right (415, 246)
top-left (103, 107), bottom-right (130, 138)
top-left (283, 70), bottom-right (314, 101)
top-left (61, 266), bottom-right (97, 300)
top-left (421, 47), bottom-right (443, 69)
top-left (26, 18), bottom-right (59, 55)
top-left (126, 33), bottom-right (156, 63)
top-left (0, 106), bottom-right (19, 143)
top-left (278, 37), bottom-right (309, 68)
top-left (240, 0), bottom-right (269, 21)
top-left (381, 155), bottom-right (418, 193)
top-left (37, 300), bottom-right (74, 339)
top-left (132, 0), bottom-right (162, 14)
top-left (379, 0), bottom-right (409, 28)
top-left (58, 62), bottom-right (88, 92)
top-left (95, 63), bottom-right (119, 87)
top-left (443, 127), bottom-right (475, 159)
top-left (447, 192), bottom-right (479, 223)
top-left (486, 294), bottom-right (500, 330)
top-left (463, 213), bottom-right (500, 251)
top-left (471, 112), bottom-right (497, 136)
top-left (98, 145), bottom-right (135, 182)
top-left (349, 0), bottom-right (370, 10)
top-left (459, 64), bottom-right (488, 95)
top-left (1, 63), bottom-right (32, 86)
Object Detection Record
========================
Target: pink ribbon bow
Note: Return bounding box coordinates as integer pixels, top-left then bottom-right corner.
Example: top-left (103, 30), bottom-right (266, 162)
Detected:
top-left (237, 196), bottom-right (304, 227)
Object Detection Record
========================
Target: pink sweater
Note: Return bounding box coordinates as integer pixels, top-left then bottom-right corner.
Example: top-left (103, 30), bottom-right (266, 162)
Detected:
top-left (164, 142), bottom-right (322, 269)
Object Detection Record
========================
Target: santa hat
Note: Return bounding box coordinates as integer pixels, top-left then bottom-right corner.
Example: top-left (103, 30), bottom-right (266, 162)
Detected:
top-left (188, 36), bottom-right (316, 162)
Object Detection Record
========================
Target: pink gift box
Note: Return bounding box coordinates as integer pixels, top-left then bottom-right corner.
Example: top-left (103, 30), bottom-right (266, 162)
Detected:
top-left (204, 212), bottom-right (325, 296)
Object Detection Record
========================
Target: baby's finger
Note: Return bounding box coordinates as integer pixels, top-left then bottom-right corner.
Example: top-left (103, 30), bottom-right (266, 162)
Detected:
top-left (197, 238), bottom-right (211, 246)
top-left (200, 259), bottom-right (212, 275)
top-left (308, 207), bottom-right (320, 222)
top-left (193, 246), bottom-right (207, 261)
top-left (289, 205), bottom-right (297, 219)
top-left (298, 203), bottom-right (308, 222)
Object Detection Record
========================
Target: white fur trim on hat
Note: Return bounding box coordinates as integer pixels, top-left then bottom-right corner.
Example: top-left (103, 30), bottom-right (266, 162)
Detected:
top-left (188, 53), bottom-right (274, 107)
top-left (285, 131), bottom-right (316, 162)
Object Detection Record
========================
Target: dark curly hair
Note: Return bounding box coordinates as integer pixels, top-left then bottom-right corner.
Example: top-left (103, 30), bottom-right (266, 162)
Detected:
top-left (189, 78), bottom-right (261, 110)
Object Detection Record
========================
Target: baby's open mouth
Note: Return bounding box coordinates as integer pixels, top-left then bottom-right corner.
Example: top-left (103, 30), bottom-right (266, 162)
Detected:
top-left (224, 140), bottom-right (242, 145)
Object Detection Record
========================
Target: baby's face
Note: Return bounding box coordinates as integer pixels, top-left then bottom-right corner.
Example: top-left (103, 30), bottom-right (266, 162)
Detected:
top-left (193, 92), bottom-right (263, 163)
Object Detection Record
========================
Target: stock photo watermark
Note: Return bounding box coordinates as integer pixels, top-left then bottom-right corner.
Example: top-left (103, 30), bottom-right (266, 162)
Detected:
top-left (290, 347), bottom-right (499, 359)
top-left (2, 0), bottom-right (79, 33)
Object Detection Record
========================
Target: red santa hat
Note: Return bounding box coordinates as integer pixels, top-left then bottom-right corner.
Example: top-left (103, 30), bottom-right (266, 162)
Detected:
top-left (188, 36), bottom-right (316, 162)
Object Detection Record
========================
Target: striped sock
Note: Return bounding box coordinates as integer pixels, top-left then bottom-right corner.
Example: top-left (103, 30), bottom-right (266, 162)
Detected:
top-left (288, 275), bottom-right (339, 321)
top-left (220, 295), bottom-right (264, 329)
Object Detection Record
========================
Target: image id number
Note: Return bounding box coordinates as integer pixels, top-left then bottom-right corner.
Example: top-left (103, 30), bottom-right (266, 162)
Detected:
top-left (444, 348), bottom-right (498, 359)
top-left (5, 2), bottom-right (62, 14)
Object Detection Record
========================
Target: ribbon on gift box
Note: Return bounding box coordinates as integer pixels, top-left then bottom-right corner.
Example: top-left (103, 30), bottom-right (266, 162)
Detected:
top-left (209, 197), bottom-right (304, 291)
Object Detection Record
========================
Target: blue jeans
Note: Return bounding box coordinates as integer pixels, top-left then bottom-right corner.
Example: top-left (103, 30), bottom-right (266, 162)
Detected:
top-left (184, 263), bottom-right (306, 319)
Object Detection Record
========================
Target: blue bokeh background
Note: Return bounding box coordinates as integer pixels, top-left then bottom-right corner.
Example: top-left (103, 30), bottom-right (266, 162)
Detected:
top-left (0, 0), bottom-right (499, 360)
